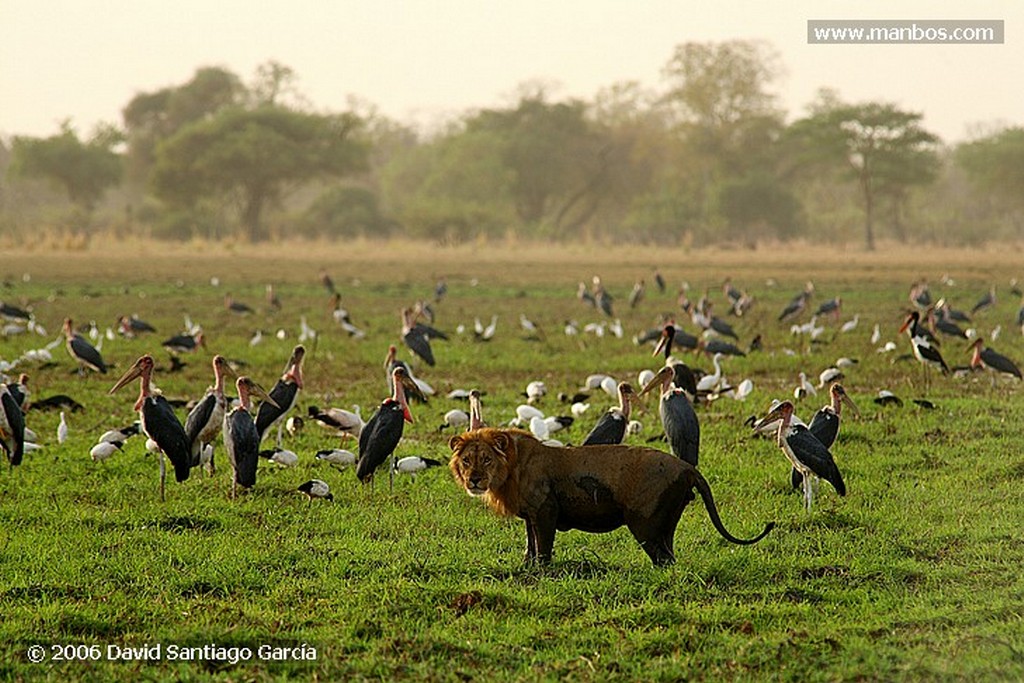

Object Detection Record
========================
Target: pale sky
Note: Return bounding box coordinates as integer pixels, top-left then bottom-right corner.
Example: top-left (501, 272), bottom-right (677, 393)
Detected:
top-left (1, 0), bottom-right (1021, 143)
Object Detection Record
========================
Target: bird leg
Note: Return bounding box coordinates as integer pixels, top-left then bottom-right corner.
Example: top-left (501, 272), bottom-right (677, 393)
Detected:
top-left (389, 452), bottom-right (395, 493)
top-left (802, 474), bottom-right (814, 512)
top-left (276, 421), bottom-right (284, 448)
top-left (158, 452), bottom-right (166, 503)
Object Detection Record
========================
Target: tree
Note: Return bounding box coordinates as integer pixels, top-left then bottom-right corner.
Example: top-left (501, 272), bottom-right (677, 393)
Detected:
top-left (150, 106), bottom-right (367, 241)
top-left (956, 127), bottom-right (1024, 206)
top-left (659, 41), bottom-right (787, 241)
top-left (788, 99), bottom-right (940, 250)
top-left (8, 121), bottom-right (122, 216)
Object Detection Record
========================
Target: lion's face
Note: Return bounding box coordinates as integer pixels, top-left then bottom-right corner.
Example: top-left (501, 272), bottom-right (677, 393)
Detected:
top-left (449, 430), bottom-right (512, 496)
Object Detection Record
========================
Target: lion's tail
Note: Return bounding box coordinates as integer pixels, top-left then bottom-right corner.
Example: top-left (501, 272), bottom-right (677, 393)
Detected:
top-left (693, 469), bottom-right (775, 545)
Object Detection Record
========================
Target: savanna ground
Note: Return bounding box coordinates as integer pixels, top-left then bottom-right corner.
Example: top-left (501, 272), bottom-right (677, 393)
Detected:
top-left (0, 238), bottom-right (1022, 682)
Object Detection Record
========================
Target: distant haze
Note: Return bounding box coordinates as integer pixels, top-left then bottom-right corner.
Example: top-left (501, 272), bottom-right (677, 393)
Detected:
top-left (2, 0), bottom-right (1021, 142)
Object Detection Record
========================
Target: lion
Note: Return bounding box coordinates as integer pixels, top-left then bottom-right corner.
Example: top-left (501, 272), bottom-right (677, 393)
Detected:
top-left (449, 428), bottom-right (774, 566)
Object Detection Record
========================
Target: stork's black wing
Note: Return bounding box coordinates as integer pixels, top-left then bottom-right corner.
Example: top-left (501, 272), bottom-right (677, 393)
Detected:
top-left (582, 411), bottom-right (626, 446)
top-left (255, 380), bottom-right (299, 439)
top-left (403, 330), bottom-right (435, 367)
top-left (661, 391), bottom-right (699, 467)
top-left (184, 392), bottom-right (217, 460)
top-left (356, 401), bottom-right (406, 482)
top-left (69, 335), bottom-right (107, 373)
top-left (1, 388), bottom-right (25, 466)
top-left (788, 425), bottom-right (845, 496)
top-left (225, 409), bottom-right (260, 488)
top-left (142, 396), bottom-right (191, 483)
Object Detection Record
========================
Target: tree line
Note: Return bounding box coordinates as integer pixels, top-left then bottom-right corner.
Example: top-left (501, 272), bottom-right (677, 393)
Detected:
top-left (1, 42), bottom-right (1021, 249)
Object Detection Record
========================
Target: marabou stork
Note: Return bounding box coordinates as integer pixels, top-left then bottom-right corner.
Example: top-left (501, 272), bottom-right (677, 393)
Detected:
top-left (183, 355), bottom-right (235, 476)
top-left (899, 311), bottom-right (949, 388)
top-left (162, 330), bottom-right (205, 355)
top-left (639, 365), bottom-right (699, 467)
top-left (791, 383), bottom-right (858, 489)
top-left (971, 286), bottom-right (996, 315)
top-left (384, 345), bottom-right (430, 401)
top-left (652, 323), bottom-right (698, 358)
top-left (653, 269), bottom-right (666, 293)
top-left (468, 389), bottom-right (485, 430)
top-left (778, 283), bottom-right (814, 322)
top-left (356, 366), bottom-right (415, 488)
top-left (109, 355), bottom-right (191, 501)
top-left (814, 297), bottom-right (842, 321)
top-left (7, 373), bottom-right (30, 412)
top-left (225, 294), bottom-right (254, 314)
top-left (254, 345), bottom-right (305, 446)
top-left (401, 308), bottom-right (436, 367)
top-left (969, 339), bottom-right (1022, 380)
top-left (224, 376), bottom-right (278, 498)
top-left (0, 383), bottom-right (26, 468)
top-left (581, 382), bottom-right (636, 446)
top-left (628, 280), bottom-right (645, 309)
top-left (117, 315), bottom-right (156, 337)
top-left (753, 400), bottom-right (846, 511)
top-left (64, 318), bottom-right (107, 374)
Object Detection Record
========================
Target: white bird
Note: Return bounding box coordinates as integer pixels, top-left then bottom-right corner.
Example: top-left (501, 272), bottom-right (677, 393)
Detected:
top-left (520, 314), bottom-right (539, 335)
top-left (57, 412), bottom-right (69, 444)
top-left (298, 316), bottom-right (317, 342)
top-left (515, 404), bottom-right (544, 424)
top-left (262, 447), bottom-right (299, 467)
top-left (600, 376), bottom-right (619, 398)
top-left (529, 416), bottom-right (550, 440)
top-left (794, 372), bottom-right (817, 399)
top-left (626, 419), bottom-right (643, 436)
top-left (570, 402), bottom-right (590, 417)
top-left (840, 315), bottom-right (859, 333)
top-left (583, 321), bottom-right (605, 337)
top-left (637, 369), bottom-right (656, 389)
top-left (297, 479), bottom-right (333, 501)
top-left (526, 381), bottom-right (547, 403)
top-left (583, 374), bottom-right (609, 390)
top-left (478, 315), bottom-right (498, 341)
top-left (836, 357), bottom-right (858, 369)
top-left (315, 448), bottom-right (357, 466)
top-left (564, 320), bottom-right (579, 336)
top-left (991, 325), bottom-right (1002, 341)
top-left (543, 415), bottom-right (570, 434)
top-left (732, 378), bottom-right (754, 401)
top-left (870, 324), bottom-right (882, 345)
top-left (609, 319), bottom-right (624, 339)
top-left (249, 330), bottom-right (264, 347)
top-left (440, 409), bottom-right (469, 431)
top-left (90, 441), bottom-right (122, 462)
top-left (818, 367), bottom-right (844, 388)
top-left (393, 455), bottom-right (443, 479)
top-left (696, 353), bottom-right (724, 393)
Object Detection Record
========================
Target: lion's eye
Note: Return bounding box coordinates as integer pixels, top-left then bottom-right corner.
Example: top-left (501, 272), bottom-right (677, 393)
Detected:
top-left (481, 456), bottom-right (491, 466)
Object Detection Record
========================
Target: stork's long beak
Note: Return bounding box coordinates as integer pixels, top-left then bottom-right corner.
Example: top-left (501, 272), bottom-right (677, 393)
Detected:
top-left (898, 315), bottom-right (913, 334)
top-left (398, 374), bottom-right (418, 423)
top-left (109, 360), bottom-right (145, 394)
top-left (652, 332), bottom-right (669, 357)
top-left (249, 381), bottom-right (280, 410)
top-left (751, 403), bottom-right (787, 432)
top-left (639, 366), bottom-right (673, 398)
top-left (840, 391), bottom-right (861, 418)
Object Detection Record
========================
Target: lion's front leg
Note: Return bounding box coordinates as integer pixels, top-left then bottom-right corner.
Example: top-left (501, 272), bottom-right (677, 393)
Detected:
top-left (526, 505), bottom-right (557, 565)
top-left (523, 517), bottom-right (538, 563)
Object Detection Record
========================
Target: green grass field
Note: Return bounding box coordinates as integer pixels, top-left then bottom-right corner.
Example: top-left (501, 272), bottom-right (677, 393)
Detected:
top-left (0, 240), bottom-right (1022, 681)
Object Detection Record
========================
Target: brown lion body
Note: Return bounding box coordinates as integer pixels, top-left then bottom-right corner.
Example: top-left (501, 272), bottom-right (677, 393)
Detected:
top-left (449, 428), bottom-right (773, 566)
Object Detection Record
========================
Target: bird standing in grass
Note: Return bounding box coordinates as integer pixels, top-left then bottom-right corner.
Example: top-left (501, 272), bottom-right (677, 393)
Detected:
top-left (969, 339), bottom-right (1022, 381)
top-left (0, 383), bottom-right (26, 468)
top-left (64, 318), bottom-right (107, 375)
top-left (298, 479), bottom-right (333, 502)
top-left (224, 376), bottom-right (278, 499)
top-left (357, 366), bottom-right (416, 489)
top-left (255, 345), bottom-right (305, 446)
top-left (109, 355), bottom-right (191, 501)
top-left (753, 400), bottom-right (845, 512)
top-left (184, 355), bottom-right (235, 476)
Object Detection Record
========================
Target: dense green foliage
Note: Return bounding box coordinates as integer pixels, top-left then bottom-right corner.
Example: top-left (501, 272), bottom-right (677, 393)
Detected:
top-left (2, 41), bottom-right (1023, 246)
top-left (0, 245), bottom-right (1021, 681)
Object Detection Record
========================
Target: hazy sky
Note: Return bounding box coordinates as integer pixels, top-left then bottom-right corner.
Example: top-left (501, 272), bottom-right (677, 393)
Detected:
top-left (2, 0), bottom-right (1021, 143)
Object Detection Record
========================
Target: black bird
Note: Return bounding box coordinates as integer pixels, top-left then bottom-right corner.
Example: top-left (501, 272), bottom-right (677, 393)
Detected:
top-left (224, 376), bottom-right (277, 499)
top-left (753, 400), bottom-right (846, 511)
top-left (814, 297), bottom-right (842, 321)
top-left (792, 383), bottom-right (858, 489)
top-left (109, 355), bottom-right (192, 501)
top-left (30, 394), bottom-right (84, 412)
top-left (384, 345), bottom-right (429, 403)
top-left (183, 355), bottom-right (235, 476)
top-left (0, 383), bottom-right (26, 468)
top-left (653, 269), bottom-right (666, 293)
top-left (930, 305), bottom-right (969, 339)
top-left (899, 311), bottom-right (949, 387)
top-left (117, 315), bottom-right (157, 337)
top-left (255, 345), bottom-right (305, 446)
top-left (971, 286), bottom-right (996, 315)
top-left (225, 294), bottom-right (254, 314)
top-left (7, 373), bottom-right (30, 412)
top-left (652, 323), bottom-right (699, 358)
top-left (63, 318), bottom-right (107, 374)
top-left (319, 269), bottom-right (336, 295)
top-left (162, 330), bottom-right (205, 355)
top-left (700, 338), bottom-right (746, 358)
top-left (0, 301), bottom-right (31, 322)
top-left (401, 308), bottom-right (436, 367)
top-left (969, 339), bottom-right (1022, 380)
top-left (639, 365), bottom-right (699, 467)
top-left (356, 366), bottom-right (415, 488)
top-left (582, 382), bottom-right (636, 446)
top-left (778, 283), bottom-right (814, 322)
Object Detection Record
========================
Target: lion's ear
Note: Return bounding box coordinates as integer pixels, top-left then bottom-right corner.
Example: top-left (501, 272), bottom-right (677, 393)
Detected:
top-left (492, 431), bottom-right (511, 456)
top-left (448, 434), bottom-right (465, 452)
